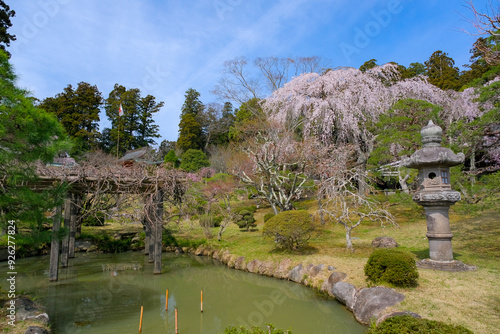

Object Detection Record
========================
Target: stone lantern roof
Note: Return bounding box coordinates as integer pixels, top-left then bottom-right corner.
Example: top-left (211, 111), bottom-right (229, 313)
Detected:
top-left (402, 120), bottom-right (465, 169)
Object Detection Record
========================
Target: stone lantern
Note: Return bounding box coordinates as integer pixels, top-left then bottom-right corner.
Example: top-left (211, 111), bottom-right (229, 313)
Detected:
top-left (403, 120), bottom-right (475, 271)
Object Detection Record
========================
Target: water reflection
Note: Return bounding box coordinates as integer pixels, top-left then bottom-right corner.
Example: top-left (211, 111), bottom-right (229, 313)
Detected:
top-left (1, 252), bottom-right (365, 334)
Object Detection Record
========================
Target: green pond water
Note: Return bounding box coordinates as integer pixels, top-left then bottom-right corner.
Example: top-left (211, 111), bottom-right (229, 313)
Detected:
top-left (1, 252), bottom-right (366, 334)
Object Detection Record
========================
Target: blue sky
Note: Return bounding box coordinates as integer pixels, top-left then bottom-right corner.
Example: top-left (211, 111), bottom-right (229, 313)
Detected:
top-left (8, 0), bottom-right (494, 143)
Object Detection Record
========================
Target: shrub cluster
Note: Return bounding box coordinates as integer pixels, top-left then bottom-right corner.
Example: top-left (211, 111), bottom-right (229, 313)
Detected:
top-left (364, 249), bottom-right (419, 287)
top-left (262, 210), bottom-right (314, 251)
top-left (199, 213), bottom-right (223, 228)
top-left (161, 229), bottom-right (206, 248)
top-left (366, 315), bottom-right (474, 334)
top-left (234, 206), bottom-right (257, 231)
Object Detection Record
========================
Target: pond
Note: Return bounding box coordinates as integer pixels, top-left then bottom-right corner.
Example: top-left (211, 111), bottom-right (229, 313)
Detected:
top-left (1, 252), bottom-right (366, 333)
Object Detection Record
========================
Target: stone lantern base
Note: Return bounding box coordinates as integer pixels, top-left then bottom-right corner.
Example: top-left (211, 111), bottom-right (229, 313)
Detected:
top-left (417, 259), bottom-right (476, 272)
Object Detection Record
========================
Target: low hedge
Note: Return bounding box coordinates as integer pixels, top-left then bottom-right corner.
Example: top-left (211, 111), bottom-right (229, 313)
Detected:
top-left (366, 315), bottom-right (474, 334)
top-left (364, 249), bottom-right (419, 287)
top-left (262, 210), bottom-right (314, 251)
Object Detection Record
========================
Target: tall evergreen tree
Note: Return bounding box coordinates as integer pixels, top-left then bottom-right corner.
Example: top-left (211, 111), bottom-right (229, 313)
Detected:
top-left (402, 62), bottom-right (427, 79)
top-left (136, 95), bottom-right (163, 147)
top-left (0, 1), bottom-right (15, 57)
top-left (181, 88), bottom-right (204, 116)
top-left (424, 50), bottom-right (461, 91)
top-left (104, 84), bottom-right (162, 154)
top-left (0, 50), bottom-right (70, 231)
top-left (40, 82), bottom-right (103, 153)
top-left (177, 113), bottom-right (203, 152)
top-left (177, 88), bottom-right (204, 152)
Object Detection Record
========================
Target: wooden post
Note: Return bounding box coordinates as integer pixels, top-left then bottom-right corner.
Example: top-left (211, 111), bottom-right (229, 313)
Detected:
top-left (61, 194), bottom-right (71, 268)
top-left (154, 190), bottom-right (163, 275)
top-left (201, 289), bottom-right (203, 313)
top-left (68, 193), bottom-right (77, 258)
top-left (143, 223), bottom-right (150, 256)
top-left (165, 289), bottom-right (168, 311)
top-left (139, 305), bottom-right (143, 333)
top-left (147, 197), bottom-right (155, 263)
top-left (175, 308), bottom-right (178, 334)
top-left (75, 194), bottom-right (82, 238)
top-left (49, 205), bottom-right (62, 281)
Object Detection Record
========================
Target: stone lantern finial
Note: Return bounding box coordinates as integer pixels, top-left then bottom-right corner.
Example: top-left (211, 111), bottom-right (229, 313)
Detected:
top-left (421, 120), bottom-right (442, 147)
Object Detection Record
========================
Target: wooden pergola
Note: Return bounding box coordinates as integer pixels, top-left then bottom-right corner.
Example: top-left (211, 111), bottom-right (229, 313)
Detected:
top-left (34, 156), bottom-right (185, 282)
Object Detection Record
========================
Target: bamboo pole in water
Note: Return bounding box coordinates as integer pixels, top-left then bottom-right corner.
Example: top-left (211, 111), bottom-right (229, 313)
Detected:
top-left (201, 289), bottom-right (203, 313)
top-left (139, 306), bottom-right (144, 333)
top-left (175, 308), bottom-right (178, 334)
top-left (165, 289), bottom-right (169, 311)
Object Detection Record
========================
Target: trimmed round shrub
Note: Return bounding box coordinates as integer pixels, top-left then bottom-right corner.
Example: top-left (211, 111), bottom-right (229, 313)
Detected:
top-left (365, 249), bottom-right (419, 287)
top-left (366, 315), bottom-right (474, 334)
top-left (263, 213), bottom-right (275, 222)
top-left (262, 210), bottom-right (315, 250)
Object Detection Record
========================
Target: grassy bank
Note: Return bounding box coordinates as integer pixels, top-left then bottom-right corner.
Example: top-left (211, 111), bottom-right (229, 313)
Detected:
top-left (160, 195), bottom-right (500, 334)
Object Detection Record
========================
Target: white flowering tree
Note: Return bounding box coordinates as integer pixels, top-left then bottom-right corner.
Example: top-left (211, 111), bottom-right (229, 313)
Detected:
top-left (264, 64), bottom-right (480, 193)
top-left (234, 125), bottom-right (320, 215)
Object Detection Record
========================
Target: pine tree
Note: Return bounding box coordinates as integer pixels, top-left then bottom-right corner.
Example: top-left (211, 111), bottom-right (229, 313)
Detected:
top-left (0, 1), bottom-right (15, 57)
top-left (0, 50), bottom-right (70, 230)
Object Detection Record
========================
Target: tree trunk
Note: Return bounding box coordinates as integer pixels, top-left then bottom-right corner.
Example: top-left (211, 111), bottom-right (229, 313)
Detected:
top-left (345, 226), bottom-right (353, 250)
top-left (270, 203), bottom-right (279, 215)
top-left (61, 194), bottom-right (71, 268)
top-left (398, 169), bottom-right (410, 194)
top-left (147, 199), bottom-right (155, 263)
top-left (317, 197), bottom-right (325, 225)
top-left (148, 226), bottom-right (155, 263)
top-left (356, 155), bottom-right (369, 196)
top-left (49, 205), bottom-right (62, 282)
top-left (154, 190), bottom-right (164, 275)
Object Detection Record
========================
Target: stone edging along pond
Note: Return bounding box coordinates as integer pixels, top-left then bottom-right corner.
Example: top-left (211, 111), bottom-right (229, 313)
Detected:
top-left (166, 244), bottom-right (416, 326)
